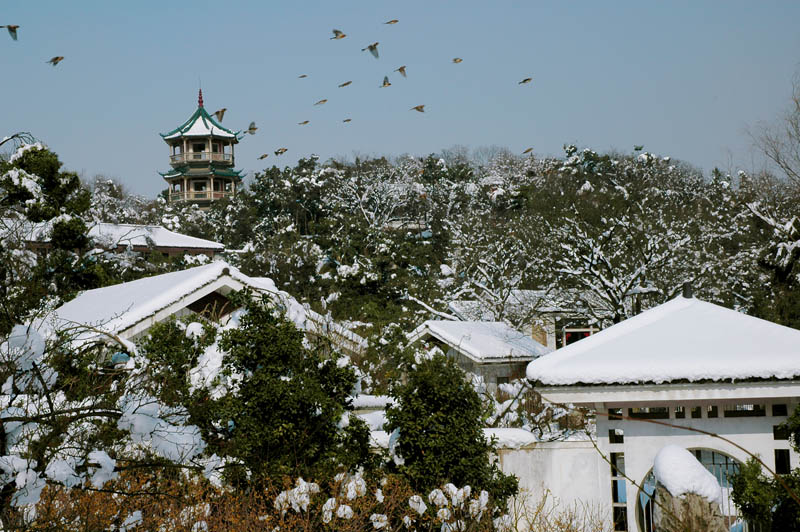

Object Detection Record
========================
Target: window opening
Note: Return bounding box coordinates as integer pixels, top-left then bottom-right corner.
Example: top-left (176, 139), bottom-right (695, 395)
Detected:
top-left (609, 429), bottom-right (624, 444)
top-left (723, 404), bottom-right (766, 418)
top-left (776, 449), bottom-right (791, 475)
top-left (707, 405), bottom-right (718, 418)
top-left (628, 407), bottom-right (669, 420)
top-left (774, 425), bottom-right (789, 440)
top-left (610, 451), bottom-right (628, 531)
top-left (690, 406), bottom-right (702, 419)
top-left (674, 406), bottom-right (686, 419)
top-left (773, 404), bottom-right (788, 417)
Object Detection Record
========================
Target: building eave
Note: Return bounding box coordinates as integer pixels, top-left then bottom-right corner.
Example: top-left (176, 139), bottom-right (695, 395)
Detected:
top-left (531, 379), bottom-right (800, 406)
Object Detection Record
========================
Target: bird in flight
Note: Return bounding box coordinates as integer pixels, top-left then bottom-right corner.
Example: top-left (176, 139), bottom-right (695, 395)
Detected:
top-left (519, 77), bottom-right (532, 85)
top-left (214, 108), bottom-right (227, 121)
top-left (395, 65), bottom-right (407, 78)
top-left (247, 122), bottom-right (257, 135)
top-left (362, 42), bottom-right (379, 59)
top-left (338, 80), bottom-right (352, 88)
top-left (1, 25), bottom-right (19, 40)
top-left (522, 147), bottom-right (533, 154)
top-left (380, 76), bottom-right (391, 88)
top-left (331, 29), bottom-right (346, 40)
top-left (384, 19), bottom-right (399, 25)
top-left (298, 74), bottom-right (308, 79)
top-left (452, 58), bottom-right (463, 64)
top-left (47, 56), bottom-right (64, 66)
top-left (258, 154), bottom-right (269, 160)
top-left (275, 148), bottom-right (288, 156)
top-left (410, 105), bottom-right (425, 113)
top-left (298, 120), bottom-right (310, 125)
top-left (314, 99), bottom-right (328, 105)
top-left (634, 145), bottom-right (644, 151)
top-left (343, 118), bottom-right (352, 123)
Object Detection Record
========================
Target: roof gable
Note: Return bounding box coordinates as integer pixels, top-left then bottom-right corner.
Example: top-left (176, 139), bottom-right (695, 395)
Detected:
top-left (526, 296), bottom-right (800, 385)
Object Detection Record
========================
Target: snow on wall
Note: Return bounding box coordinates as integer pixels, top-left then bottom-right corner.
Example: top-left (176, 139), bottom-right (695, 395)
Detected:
top-left (653, 445), bottom-right (722, 504)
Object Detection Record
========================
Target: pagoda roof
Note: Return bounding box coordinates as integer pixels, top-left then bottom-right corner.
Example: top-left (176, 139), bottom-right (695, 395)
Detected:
top-left (160, 165), bottom-right (244, 180)
top-left (160, 91), bottom-right (239, 140)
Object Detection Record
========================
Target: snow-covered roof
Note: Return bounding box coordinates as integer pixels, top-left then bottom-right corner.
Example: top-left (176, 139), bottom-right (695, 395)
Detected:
top-left (161, 105), bottom-right (239, 140)
top-left (50, 261), bottom-right (366, 353)
top-left (3, 219), bottom-right (223, 251)
top-left (408, 320), bottom-right (551, 363)
top-left (526, 296), bottom-right (800, 386)
top-left (89, 223), bottom-right (224, 250)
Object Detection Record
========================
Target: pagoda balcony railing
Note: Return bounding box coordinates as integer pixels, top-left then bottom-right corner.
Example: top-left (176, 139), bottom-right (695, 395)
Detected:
top-left (170, 190), bottom-right (235, 202)
top-left (170, 152), bottom-right (233, 164)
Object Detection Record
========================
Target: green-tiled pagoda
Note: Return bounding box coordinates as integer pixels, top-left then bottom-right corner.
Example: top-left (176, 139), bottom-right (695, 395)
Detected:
top-left (159, 90), bottom-right (243, 205)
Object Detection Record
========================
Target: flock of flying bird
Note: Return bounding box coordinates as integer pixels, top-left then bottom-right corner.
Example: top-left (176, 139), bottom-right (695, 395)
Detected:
top-left (240, 19), bottom-right (534, 160)
top-left (1, 25), bottom-right (63, 65)
top-left (1, 18), bottom-right (536, 160)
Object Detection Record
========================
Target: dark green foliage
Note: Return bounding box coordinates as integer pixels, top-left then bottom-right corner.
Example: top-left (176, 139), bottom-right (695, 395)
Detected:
top-left (731, 458), bottom-right (778, 526)
top-left (185, 291), bottom-right (373, 482)
top-left (732, 403), bottom-right (800, 530)
top-left (385, 354), bottom-right (518, 505)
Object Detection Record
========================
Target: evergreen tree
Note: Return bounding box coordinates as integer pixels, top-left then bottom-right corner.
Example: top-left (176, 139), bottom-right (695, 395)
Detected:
top-left (384, 354), bottom-right (518, 505)
top-left (163, 291), bottom-right (374, 483)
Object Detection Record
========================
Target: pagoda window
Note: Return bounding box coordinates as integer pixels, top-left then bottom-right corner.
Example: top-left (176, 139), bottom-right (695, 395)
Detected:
top-left (193, 181), bottom-right (207, 192)
top-left (192, 143), bottom-right (205, 152)
top-left (212, 143), bottom-right (221, 153)
top-left (213, 181), bottom-right (222, 192)
top-left (172, 183), bottom-right (182, 192)
top-left (223, 144), bottom-right (232, 154)
top-left (224, 181), bottom-right (233, 192)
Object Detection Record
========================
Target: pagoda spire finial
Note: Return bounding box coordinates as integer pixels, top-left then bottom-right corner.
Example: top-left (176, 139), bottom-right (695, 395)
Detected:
top-left (198, 88), bottom-right (204, 108)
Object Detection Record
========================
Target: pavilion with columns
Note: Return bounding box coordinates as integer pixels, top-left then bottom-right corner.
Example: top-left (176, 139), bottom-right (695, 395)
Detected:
top-left (159, 90), bottom-right (243, 205)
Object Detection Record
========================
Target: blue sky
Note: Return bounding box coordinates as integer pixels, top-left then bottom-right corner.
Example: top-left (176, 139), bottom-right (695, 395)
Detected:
top-left (2, 1), bottom-right (799, 196)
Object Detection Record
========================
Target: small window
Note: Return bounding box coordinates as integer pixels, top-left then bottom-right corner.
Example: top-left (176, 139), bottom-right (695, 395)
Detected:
top-left (776, 449), bottom-right (791, 475)
top-left (613, 507), bottom-right (628, 531)
top-left (213, 180), bottom-right (222, 192)
top-left (612, 479), bottom-right (626, 503)
top-left (224, 181), bottom-right (233, 192)
top-left (675, 406), bottom-right (686, 419)
top-left (212, 143), bottom-right (220, 153)
top-left (628, 407), bottom-right (669, 420)
top-left (608, 408), bottom-right (623, 421)
top-left (193, 181), bottom-right (207, 191)
top-left (691, 406), bottom-right (702, 419)
top-left (609, 429), bottom-right (624, 444)
top-left (773, 404), bottom-right (789, 417)
top-left (610, 452), bottom-right (625, 476)
top-left (774, 425), bottom-right (790, 440)
top-left (192, 143), bottom-right (205, 152)
top-left (707, 405), bottom-right (718, 418)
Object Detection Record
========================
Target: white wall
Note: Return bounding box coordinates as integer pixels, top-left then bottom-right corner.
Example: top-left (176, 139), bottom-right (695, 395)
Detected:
top-left (497, 441), bottom-right (608, 520)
